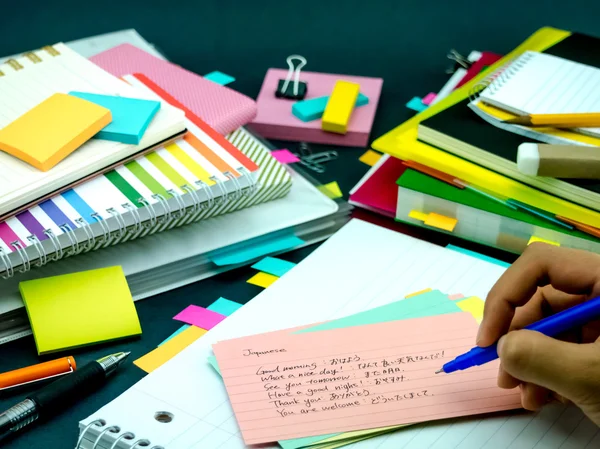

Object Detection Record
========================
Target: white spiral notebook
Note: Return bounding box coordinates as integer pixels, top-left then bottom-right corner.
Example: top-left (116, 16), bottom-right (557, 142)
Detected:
top-left (77, 220), bottom-right (599, 448)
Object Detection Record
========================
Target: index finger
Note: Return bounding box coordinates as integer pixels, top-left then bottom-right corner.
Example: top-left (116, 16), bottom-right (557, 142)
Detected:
top-left (477, 243), bottom-right (600, 347)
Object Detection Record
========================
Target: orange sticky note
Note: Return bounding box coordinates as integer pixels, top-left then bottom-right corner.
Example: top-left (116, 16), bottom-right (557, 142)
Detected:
top-left (424, 212), bottom-right (458, 232)
top-left (359, 149), bottom-right (382, 167)
top-left (213, 312), bottom-right (521, 444)
top-left (0, 93), bottom-right (111, 171)
top-left (134, 325), bottom-right (206, 373)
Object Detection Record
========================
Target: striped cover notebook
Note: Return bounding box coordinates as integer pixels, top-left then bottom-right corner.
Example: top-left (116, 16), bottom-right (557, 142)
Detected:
top-left (0, 122), bottom-right (291, 278)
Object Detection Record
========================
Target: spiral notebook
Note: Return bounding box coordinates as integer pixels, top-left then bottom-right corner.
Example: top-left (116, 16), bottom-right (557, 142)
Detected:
top-left (77, 220), bottom-right (599, 448)
top-left (0, 43), bottom-right (186, 220)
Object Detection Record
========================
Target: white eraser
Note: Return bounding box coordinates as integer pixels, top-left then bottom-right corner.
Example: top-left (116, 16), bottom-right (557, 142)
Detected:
top-left (517, 143), bottom-right (540, 176)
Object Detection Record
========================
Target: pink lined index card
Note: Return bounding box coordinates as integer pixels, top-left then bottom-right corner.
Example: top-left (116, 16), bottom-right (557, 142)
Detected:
top-left (213, 312), bottom-right (521, 444)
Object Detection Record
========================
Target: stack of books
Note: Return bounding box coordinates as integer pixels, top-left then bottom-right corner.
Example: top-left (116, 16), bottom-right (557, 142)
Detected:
top-left (353, 26), bottom-right (600, 256)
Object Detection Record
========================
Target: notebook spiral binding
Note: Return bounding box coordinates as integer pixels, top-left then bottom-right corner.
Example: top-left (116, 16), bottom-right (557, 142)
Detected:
top-left (468, 51), bottom-right (535, 101)
top-left (75, 418), bottom-right (164, 449)
top-left (0, 168), bottom-right (257, 279)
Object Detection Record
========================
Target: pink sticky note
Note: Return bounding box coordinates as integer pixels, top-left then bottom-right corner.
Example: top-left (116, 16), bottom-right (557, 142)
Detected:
top-left (422, 92), bottom-right (437, 106)
top-left (173, 305), bottom-right (226, 330)
top-left (250, 69), bottom-right (383, 147)
top-left (271, 149), bottom-right (300, 164)
top-left (213, 312), bottom-right (521, 444)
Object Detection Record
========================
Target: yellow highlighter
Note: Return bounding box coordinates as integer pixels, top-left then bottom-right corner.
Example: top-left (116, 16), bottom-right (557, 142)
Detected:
top-left (504, 112), bottom-right (600, 128)
top-left (321, 80), bottom-right (360, 134)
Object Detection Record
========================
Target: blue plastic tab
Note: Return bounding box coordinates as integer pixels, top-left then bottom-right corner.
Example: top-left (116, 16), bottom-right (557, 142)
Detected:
top-left (209, 234), bottom-right (304, 266)
top-left (406, 96), bottom-right (427, 112)
top-left (204, 71), bottom-right (235, 86)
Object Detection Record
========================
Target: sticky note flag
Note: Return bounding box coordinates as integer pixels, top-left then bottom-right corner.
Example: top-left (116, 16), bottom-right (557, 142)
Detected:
top-left (69, 92), bottom-right (160, 144)
top-left (422, 92), bottom-right (437, 105)
top-left (448, 293), bottom-right (465, 300)
top-left (204, 71), bottom-right (235, 86)
top-left (404, 288), bottom-right (432, 298)
top-left (271, 149), bottom-right (300, 164)
top-left (0, 93), bottom-right (111, 171)
top-left (247, 272), bottom-right (279, 288)
top-left (359, 149), bottom-right (382, 167)
top-left (406, 96), bottom-right (427, 112)
top-left (424, 212), bottom-right (458, 232)
top-left (173, 305), bottom-right (226, 330)
top-left (210, 234), bottom-right (305, 266)
top-left (528, 235), bottom-right (560, 246)
top-left (252, 256), bottom-right (296, 277)
top-left (213, 312), bottom-right (520, 444)
top-left (408, 210), bottom-right (429, 221)
top-left (292, 93), bottom-right (369, 122)
top-left (457, 296), bottom-right (485, 323)
top-left (158, 324), bottom-right (191, 346)
top-left (207, 297), bottom-right (242, 316)
top-left (19, 266), bottom-right (141, 355)
top-left (322, 80), bottom-right (361, 134)
top-left (318, 181), bottom-right (343, 199)
top-left (135, 326), bottom-right (206, 373)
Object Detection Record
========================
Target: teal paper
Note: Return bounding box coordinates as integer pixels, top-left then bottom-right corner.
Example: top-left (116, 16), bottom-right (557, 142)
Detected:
top-left (446, 244), bottom-right (511, 268)
top-left (207, 297), bottom-right (242, 316)
top-left (158, 324), bottom-right (190, 346)
top-left (251, 257), bottom-right (296, 277)
top-left (208, 290), bottom-right (462, 449)
top-left (210, 235), bottom-right (304, 266)
top-left (69, 91), bottom-right (160, 144)
top-left (204, 71), bottom-right (236, 85)
top-left (292, 93), bottom-right (369, 122)
top-left (405, 96), bottom-right (427, 112)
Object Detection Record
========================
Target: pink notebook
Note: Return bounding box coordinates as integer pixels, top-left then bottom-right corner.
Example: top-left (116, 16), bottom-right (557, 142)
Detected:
top-left (90, 44), bottom-right (257, 135)
top-left (249, 69), bottom-right (383, 147)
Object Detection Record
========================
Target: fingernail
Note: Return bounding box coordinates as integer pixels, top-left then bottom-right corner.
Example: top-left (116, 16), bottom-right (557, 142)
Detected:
top-left (497, 335), bottom-right (506, 355)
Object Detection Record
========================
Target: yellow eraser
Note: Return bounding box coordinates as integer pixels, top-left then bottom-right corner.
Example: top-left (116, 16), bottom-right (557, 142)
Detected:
top-left (0, 93), bottom-right (111, 171)
top-left (321, 81), bottom-right (360, 134)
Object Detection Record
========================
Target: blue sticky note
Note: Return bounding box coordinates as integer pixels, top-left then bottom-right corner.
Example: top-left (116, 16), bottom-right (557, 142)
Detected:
top-left (446, 244), bottom-right (511, 268)
top-left (406, 96), bottom-right (427, 113)
top-left (158, 324), bottom-right (191, 346)
top-left (68, 92), bottom-right (160, 144)
top-left (292, 93), bottom-right (369, 122)
top-left (204, 71), bottom-right (235, 86)
top-left (209, 234), bottom-right (304, 266)
top-left (251, 256), bottom-right (296, 277)
top-left (207, 297), bottom-right (242, 316)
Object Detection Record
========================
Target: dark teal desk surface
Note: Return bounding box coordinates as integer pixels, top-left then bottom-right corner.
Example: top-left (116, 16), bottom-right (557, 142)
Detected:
top-left (0, 2), bottom-right (599, 447)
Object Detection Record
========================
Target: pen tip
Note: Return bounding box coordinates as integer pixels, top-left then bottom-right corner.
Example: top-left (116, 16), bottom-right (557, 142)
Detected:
top-left (435, 369), bottom-right (444, 374)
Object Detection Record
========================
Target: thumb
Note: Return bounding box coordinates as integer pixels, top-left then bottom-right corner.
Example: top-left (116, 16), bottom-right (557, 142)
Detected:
top-left (498, 330), bottom-right (600, 410)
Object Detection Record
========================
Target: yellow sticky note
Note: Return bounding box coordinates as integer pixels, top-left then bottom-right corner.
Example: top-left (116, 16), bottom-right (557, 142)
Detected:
top-left (0, 93), bottom-right (111, 171)
top-left (424, 212), bottom-right (458, 232)
top-left (457, 296), bottom-right (485, 323)
top-left (322, 80), bottom-right (361, 134)
top-left (408, 210), bottom-right (429, 222)
top-left (405, 288), bottom-right (432, 298)
top-left (134, 326), bottom-right (206, 373)
top-left (359, 149), bottom-right (382, 166)
top-left (19, 266), bottom-right (141, 355)
top-left (318, 181), bottom-right (343, 199)
top-left (528, 235), bottom-right (560, 246)
top-left (247, 272), bottom-right (279, 288)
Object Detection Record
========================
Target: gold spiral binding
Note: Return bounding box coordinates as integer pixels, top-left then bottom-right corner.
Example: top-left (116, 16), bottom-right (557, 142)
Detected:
top-left (23, 52), bottom-right (42, 63)
top-left (42, 45), bottom-right (60, 56)
top-left (6, 59), bottom-right (23, 71)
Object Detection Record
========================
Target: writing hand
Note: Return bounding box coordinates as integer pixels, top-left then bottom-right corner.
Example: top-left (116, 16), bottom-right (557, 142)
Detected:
top-left (477, 243), bottom-right (600, 425)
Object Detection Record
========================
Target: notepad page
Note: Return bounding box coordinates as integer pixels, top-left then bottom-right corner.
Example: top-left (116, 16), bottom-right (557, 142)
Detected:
top-left (0, 43), bottom-right (185, 216)
top-left (478, 51), bottom-right (600, 138)
top-left (79, 219), bottom-right (595, 449)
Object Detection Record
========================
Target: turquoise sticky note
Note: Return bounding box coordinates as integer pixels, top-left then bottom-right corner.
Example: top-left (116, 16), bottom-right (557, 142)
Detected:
top-left (204, 71), bottom-right (235, 86)
top-left (251, 257), bottom-right (296, 277)
top-left (446, 244), bottom-right (511, 268)
top-left (406, 96), bottom-right (427, 112)
top-left (69, 92), bottom-right (160, 144)
top-left (292, 93), bottom-right (369, 122)
top-left (209, 235), bottom-right (304, 266)
top-left (207, 297), bottom-right (242, 316)
top-left (158, 324), bottom-right (191, 346)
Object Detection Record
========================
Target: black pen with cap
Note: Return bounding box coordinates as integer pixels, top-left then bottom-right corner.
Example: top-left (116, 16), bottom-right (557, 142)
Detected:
top-left (0, 351), bottom-right (129, 441)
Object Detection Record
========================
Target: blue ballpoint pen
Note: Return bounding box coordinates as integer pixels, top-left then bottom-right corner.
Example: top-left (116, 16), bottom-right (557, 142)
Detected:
top-left (436, 295), bottom-right (600, 374)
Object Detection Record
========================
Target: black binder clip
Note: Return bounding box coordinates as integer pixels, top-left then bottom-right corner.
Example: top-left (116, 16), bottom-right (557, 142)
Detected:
top-left (276, 55), bottom-right (308, 100)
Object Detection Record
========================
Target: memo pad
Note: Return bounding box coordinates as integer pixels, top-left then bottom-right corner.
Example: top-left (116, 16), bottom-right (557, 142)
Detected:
top-left (0, 93), bottom-right (111, 171)
top-left (19, 266), bottom-right (142, 355)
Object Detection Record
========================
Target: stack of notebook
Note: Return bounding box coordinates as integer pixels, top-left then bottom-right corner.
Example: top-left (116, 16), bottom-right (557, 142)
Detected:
top-left (356, 27), bottom-right (600, 256)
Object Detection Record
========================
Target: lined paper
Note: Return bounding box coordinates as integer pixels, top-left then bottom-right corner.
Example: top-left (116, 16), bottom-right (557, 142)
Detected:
top-left (479, 51), bottom-right (600, 138)
top-left (80, 220), bottom-right (599, 448)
